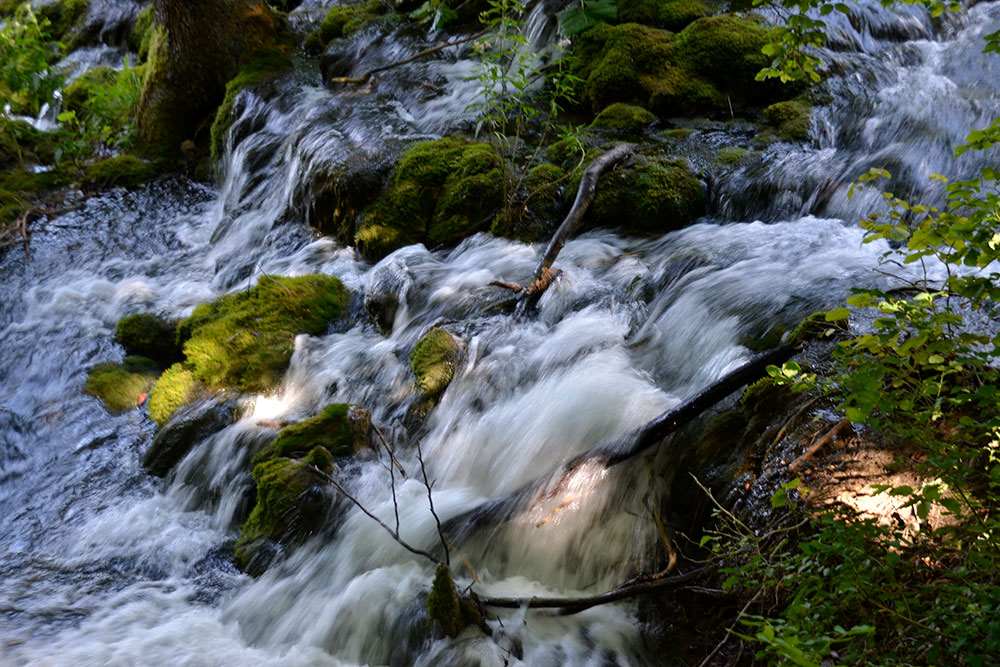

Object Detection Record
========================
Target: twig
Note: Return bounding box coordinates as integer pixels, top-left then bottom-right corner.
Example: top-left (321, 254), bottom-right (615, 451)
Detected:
top-left (310, 465), bottom-right (442, 565)
top-left (416, 438), bottom-right (450, 567)
top-left (787, 418), bottom-right (851, 473)
top-left (479, 565), bottom-right (714, 614)
top-left (769, 395), bottom-right (822, 448)
top-left (697, 587), bottom-right (763, 667)
top-left (330, 29), bottom-right (490, 85)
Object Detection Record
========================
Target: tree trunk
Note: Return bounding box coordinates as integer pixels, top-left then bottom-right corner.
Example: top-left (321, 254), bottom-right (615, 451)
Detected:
top-left (137, 0), bottom-right (278, 158)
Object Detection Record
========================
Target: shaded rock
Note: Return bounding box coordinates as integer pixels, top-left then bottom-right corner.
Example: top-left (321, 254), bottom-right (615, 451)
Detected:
top-left (143, 393), bottom-right (241, 477)
top-left (364, 256), bottom-right (414, 335)
top-left (252, 403), bottom-right (372, 465)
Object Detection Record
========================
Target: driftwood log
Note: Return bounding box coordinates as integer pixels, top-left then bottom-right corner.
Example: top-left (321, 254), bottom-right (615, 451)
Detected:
top-left (447, 344), bottom-right (798, 535)
top-left (515, 143), bottom-right (634, 315)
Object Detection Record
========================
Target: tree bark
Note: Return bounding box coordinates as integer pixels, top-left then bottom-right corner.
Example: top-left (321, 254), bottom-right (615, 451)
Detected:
top-left (137, 0), bottom-right (278, 157)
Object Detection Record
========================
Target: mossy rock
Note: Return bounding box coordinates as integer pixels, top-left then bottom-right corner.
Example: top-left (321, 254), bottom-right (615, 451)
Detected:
top-left (209, 49), bottom-right (293, 164)
top-left (84, 356), bottom-right (160, 413)
top-left (764, 100), bottom-right (812, 141)
top-left (0, 168), bottom-right (74, 193)
top-left (148, 363), bottom-right (203, 426)
top-left (411, 327), bottom-right (461, 399)
top-left (715, 146), bottom-right (749, 166)
top-left (787, 310), bottom-right (850, 345)
top-left (178, 274), bottom-right (348, 394)
top-left (114, 312), bottom-right (179, 366)
top-left (694, 408), bottom-right (749, 458)
top-left (36, 0), bottom-right (89, 48)
top-left (305, 0), bottom-right (384, 54)
top-left (569, 16), bottom-right (789, 118)
top-left (617, 0), bottom-right (711, 32)
top-left (235, 457), bottom-right (331, 573)
top-left (303, 149), bottom-right (397, 246)
top-left (355, 137), bottom-right (504, 260)
top-left (427, 563), bottom-right (464, 638)
top-left (82, 155), bottom-right (159, 189)
top-left (253, 403), bottom-right (370, 465)
top-left (591, 103), bottom-right (656, 134)
top-left (588, 154), bottom-right (704, 234)
top-left (143, 393), bottom-right (241, 476)
top-left (490, 162), bottom-right (566, 242)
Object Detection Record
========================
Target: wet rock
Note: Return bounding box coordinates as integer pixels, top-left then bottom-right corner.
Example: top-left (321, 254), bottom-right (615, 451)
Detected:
top-left (252, 403), bottom-right (372, 465)
top-left (364, 257), bottom-right (414, 335)
top-left (764, 100), bottom-right (813, 141)
top-left (589, 154), bottom-right (704, 234)
top-left (114, 312), bottom-right (180, 366)
top-left (143, 393), bottom-right (241, 477)
top-left (406, 327), bottom-right (463, 428)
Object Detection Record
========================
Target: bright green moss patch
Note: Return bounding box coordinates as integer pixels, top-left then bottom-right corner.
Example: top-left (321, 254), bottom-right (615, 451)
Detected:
top-left (63, 67), bottom-right (117, 115)
top-left (129, 4), bottom-right (154, 61)
top-left (148, 363), bottom-right (202, 426)
top-left (764, 100), bottom-right (812, 141)
top-left (253, 403), bottom-right (361, 464)
top-left (84, 356), bottom-right (159, 412)
top-left (356, 137), bottom-right (503, 260)
top-left (617, 0), bottom-right (710, 31)
top-left (82, 155), bottom-right (159, 188)
top-left (179, 274), bottom-right (348, 394)
top-left (209, 49), bottom-right (292, 164)
top-left (235, 457), bottom-right (325, 569)
top-left (715, 145), bottom-right (749, 166)
top-left (427, 563), bottom-right (464, 638)
top-left (589, 154), bottom-right (703, 234)
top-left (115, 312), bottom-right (179, 365)
top-left (411, 327), bottom-right (461, 399)
top-left (322, 1), bottom-right (381, 41)
top-left (591, 103), bottom-right (656, 133)
top-left (491, 162), bottom-right (566, 242)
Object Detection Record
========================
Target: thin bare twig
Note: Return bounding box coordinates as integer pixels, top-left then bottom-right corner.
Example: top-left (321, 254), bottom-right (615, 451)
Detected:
top-left (310, 465), bottom-right (442, 565)
top-left (416, 439), bottom-right (450, 567)
top-left (697, 586), bottom-right (763, 667)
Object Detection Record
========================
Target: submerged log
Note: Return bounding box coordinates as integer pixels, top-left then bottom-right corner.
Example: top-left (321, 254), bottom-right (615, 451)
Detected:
top-left (447, 344), bottom-right (798, 534)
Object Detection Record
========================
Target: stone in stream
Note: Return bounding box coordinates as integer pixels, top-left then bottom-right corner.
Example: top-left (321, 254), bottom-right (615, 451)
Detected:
top-left (406, 327), bottom-right (463, 428)
top-left (143, 393), bottom-right (242, 477)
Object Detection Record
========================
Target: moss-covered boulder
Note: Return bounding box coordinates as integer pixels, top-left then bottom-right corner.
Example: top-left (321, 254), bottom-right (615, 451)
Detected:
top-left (764, 100), bottom-right (812, 141)
top-left (253, 403), bottom-right (371, 464)
top-left (569, 16), bottom-right (784, 118)
top-left (591, 103), bottom-right (656, 134)
top-left (129, 4), bottom-right (155, 62)
top-left (235, 457), bottom-right (332, 573)
top-left (82, 155), bottom-right (159, 189)
top-left (84, 356), bottom-right (160, 412)
top-left (148, 363), bottom-right (203, 426)
top-left (137, 0), bottom-right (284, 160)
top-left (114, 312), bottom-right (179, 366)
top-left (411, 327), bottom-right (462, 399)
top-left (588, 154), bottom-right (704, 234)
top-left (35, 0), bottom-right (89, 49)
top-left (305, 0), bottom-right (385, 54)
top-left (178, 274), bottom-right (348, 394)
top-left (617, 0), bottom-right (711, 31)
top-left (355, 137), bottom-right (504, 261)
top-left (490, 162), bottom-right (567, 242)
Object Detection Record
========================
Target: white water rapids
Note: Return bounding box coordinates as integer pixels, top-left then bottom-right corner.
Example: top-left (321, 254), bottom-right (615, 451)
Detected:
top-left (1, 1), bottom-right (999, 665)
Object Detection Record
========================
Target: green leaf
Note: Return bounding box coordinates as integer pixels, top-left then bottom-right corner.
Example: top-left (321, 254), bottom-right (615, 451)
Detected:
top-left (889, 485), bottom-right (914, 496)
top-left (825, 307), bottom-right (850, 321)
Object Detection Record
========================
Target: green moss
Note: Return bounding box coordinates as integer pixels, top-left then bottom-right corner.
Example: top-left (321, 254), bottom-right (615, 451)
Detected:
top-left (209, 49), bottom-right (292, 165)
top-left (148, 363), bottom-right (202, 426)
top-left (82, 155), bottom-right (158, 188)
top-left (544, 137), bottom-right (589, 169)
top-left (787, 310), bottom-right (849, 345)
top-left (235, 457), bottom-right (325, 569)
top-left (36, 0), bottom-right (89, 48)
top-left (0, 168), bottom-right (73, 192)
top-left (319, 1), bottom-right (381, 42)
top-left (356, 137), bottom-right (504, 260)
top-left (427, 563), bottom-right (464, 638)
top-left (591, 103), bottom-right (656, 133)
top-left (84, 356), bottom-right (159, 412)
top-left (253, 403), bottom-right (361, 465)
top-left (715, 145), bottom-right (749, 165)
top-left (411, 327), bottom-right (461, 399)
top-left (675, 15), bottom-right (774, 95)
top-left (129, 5), bottom-right (154, 61)
top-left (303, 445), bottom-right (334, 472)
top-left (63, 67), bottom-right (117, 115)
top-left (617, 0), bottom-right (711, 31)
top-left (589, 154), bottom-right (704, 234)
top-left (179, 274), bottom-right (348, 394)
top-left (695, 408), bottom-right (748, 458)
top-left (491, 163), bottom-right (566, 242)
top-left (115, 312), bottom-right (179, 365)
top-left (764, 100), bottom-right (812, 141)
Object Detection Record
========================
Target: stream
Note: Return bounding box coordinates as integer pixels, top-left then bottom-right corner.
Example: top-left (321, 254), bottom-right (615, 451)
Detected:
top-left (1, 1), bottom-right (998, 665)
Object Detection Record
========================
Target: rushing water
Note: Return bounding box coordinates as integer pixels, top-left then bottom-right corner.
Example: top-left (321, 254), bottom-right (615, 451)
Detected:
top-left (1, 2), bottom-right (998, 665)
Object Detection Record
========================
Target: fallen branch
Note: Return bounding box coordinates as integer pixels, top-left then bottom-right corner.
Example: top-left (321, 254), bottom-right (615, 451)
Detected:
top-left (330, 29), bottom-right (489, 85)
top-left (479, 564), bottom-right (713, 614)
top-left (516, 143), bottom-right (633, 315)
top-left (450, 344), bottom-right (798, 534)
top-left (788, 418), bottom-right (851, 473)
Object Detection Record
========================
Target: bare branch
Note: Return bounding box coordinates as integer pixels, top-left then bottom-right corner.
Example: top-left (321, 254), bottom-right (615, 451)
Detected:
top-left (416, 438), bottom-right (450, 567)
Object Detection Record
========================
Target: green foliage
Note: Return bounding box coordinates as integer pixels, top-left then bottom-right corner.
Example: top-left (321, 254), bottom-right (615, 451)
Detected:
top-left (355, 136), bottom-right (504, 259)
top-left (148, 362), bottom-right (201, 426)
top-left (253, 403), bottom-right (359, 464)
top-left (179, 274), bottom-right (348, 393)
top-left (129, 4), bottom-right (154, 62)
top-left (0, 4), bottom-right (61, 117)
top-left (411, 327), bottom-right (461, 398)
top-left (556, 0), bottom-right (617, 37)
top-left (84, 356), bottom-right (159, 412)
top-left (63, 62), bottom-right (144, 156)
